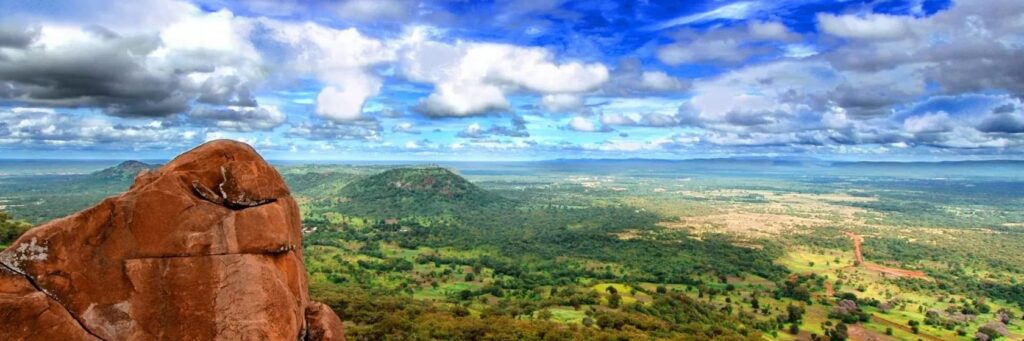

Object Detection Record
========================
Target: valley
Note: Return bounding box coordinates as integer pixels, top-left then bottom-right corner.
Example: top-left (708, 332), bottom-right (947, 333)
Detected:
top-left (1, 159), bottom-right (1023, 340)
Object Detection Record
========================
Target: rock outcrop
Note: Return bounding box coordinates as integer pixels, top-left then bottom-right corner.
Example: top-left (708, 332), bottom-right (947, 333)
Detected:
top-left (0, 140), bottom-right (345, 340)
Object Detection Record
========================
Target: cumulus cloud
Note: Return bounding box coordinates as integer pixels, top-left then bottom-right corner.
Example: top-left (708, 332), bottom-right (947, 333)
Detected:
top-left (264, 21), bottom-right (394, 122)
top-left (827, 67), bottom-right (925, 118)
top-left (416, 81), bottom-right (510, 117)
top-left (977, 103), bottom-right (1024, 133)
top-left (656, 21), bottom-right (799, 66)
top-left (540, 94), bottom-right (584, 112)
top-left (0, 31), bottom-right (187, 117)
top-left (0, 9), bottom-right (264, 118)
top-left (602, 59), bottom-right (689, 97)
top-left (391, 122), bottom-right (419, 134)
top-left (4, 0), bottom-right (1024, 157)
top-left (0, 25), bottom-right (40, 48)
top-left (914, 126), bottom-right (1015, 149)
top-left (903, 112), bottom-right (954, 134)
top-left (817, 13), bottom-right (915, 41)
top-left (0, 107), bottom-right (194, 147)
top-left (286, 120), bottom-right (381, 141)
top-left (401, 31), bottom-right (609, 116)
top-left (645, 0), bottom-right (1024, 154)
top-left (819, 0), bottom-right (1024, 97)
top-left (567, 116), bottom-right (611, 132)
top-left (600, 112), bottom-right (682, 127)
top-left (977, 114), bottom-right (1024, 134)
top-left (457, 116), bottom-right (529, 138)
top-left (684, 60), bottom-right (834, 130)
top-left (195, 74), bottom-right (257, 107)
top-left (187, 105), bottom-right (285, 131)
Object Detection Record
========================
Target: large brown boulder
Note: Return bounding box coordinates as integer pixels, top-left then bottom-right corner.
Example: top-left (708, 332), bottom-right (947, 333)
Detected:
top-left (0, 140), bottom-right (345, 340)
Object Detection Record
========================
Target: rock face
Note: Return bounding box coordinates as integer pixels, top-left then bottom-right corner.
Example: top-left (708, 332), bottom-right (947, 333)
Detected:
top-left (0, 140), bottom-right (345, 340)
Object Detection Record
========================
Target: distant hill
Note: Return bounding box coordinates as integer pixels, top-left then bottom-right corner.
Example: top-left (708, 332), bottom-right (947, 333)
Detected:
top-left (335, 167), bottom-right (506, 217)
top-left (90, 160), bottom-right (158, 180)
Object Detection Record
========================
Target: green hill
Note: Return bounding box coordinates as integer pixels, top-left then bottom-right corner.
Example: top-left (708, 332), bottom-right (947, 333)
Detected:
top-left (91, 160), bottom-right (157, 180)
top-left (335, 167), bottom-right (506, 217)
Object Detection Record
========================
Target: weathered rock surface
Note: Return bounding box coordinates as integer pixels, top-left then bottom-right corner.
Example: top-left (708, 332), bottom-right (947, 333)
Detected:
top-left (0, 140), bottom-right (345, 340)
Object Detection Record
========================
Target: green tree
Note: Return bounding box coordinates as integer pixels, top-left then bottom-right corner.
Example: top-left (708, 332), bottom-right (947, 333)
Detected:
top-left (0, 211), bottom-right (31, 246)
top-left (608, 293), bottom-right (622, 309)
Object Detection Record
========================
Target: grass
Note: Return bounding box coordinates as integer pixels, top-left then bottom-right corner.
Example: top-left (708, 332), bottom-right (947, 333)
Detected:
top-left (546, 307), bottom-right (586, 323)
top-left (777, 248), bottom-right (851, 274)
top-left (590, 283), bottom-right (650, 305)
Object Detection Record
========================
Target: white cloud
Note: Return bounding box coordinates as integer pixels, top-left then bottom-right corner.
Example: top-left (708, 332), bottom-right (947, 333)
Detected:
top-left (391, 122), bottom-right (418, 134)
top-left (568, 116), bottom-right (600, 132)
top-left (647, 1), bottom-right (759, 30)
top-left (286, 120), bottom-right (381, 141)
top-left (639, 71), bottom-right (685, 91)
top-left (0, 108), bottom-right (193, 147)
top-left (0, 8), bottom-right (264, 118)
top-left (187, 105), bottom-right (286, 131)
top-left (748, 21), bottom-right (797, 41)
top-left (541, 94), bottom-right (584, 112)
top-left (263, 20), bottom-right (395, 122)
top-left (155, 9), bottom-right (259, 60)
top-left (600, 113), bottom-right (637, 126)
top-left (903, 111), bottom-right (954, 134)
top-left (657, 38), bottom-right (749, 65)
top-left (656, 21), bottom-right (798, 66)
top-left (417, 80), bottom-right (510, 116)
top-left (602, 60), bottom-right (689, 96)
top-left (920, 126), bottom-right (1014, 149)
top-left (687, 60), bottom-right (835, 129)
top-left (817, 13), bottom-right (915, 41)
top-left (401, 34), bottom-right (608, 116)
top-left (819, 0), bottom-right (1024, 96)
top-left (461, 123), bottom-right (483, 137)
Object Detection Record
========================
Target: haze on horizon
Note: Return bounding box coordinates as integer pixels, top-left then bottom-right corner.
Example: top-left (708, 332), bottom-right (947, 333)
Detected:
top-left (1, 0), bottom-right (1023, 162)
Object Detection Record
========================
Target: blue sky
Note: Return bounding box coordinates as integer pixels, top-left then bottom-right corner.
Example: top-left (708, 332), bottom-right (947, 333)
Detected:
top-left (1, 0), bottom-right (1023, 161)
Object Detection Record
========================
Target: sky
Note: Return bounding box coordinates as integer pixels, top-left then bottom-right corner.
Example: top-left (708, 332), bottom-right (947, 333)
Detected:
top-left (1, 0), bottom-right (1023, 161)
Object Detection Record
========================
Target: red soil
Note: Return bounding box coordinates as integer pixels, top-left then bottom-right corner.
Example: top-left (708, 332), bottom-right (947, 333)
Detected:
top-left (847, 323), bottom-right (898, 341)
top-left (863, 263), bottom-right (927, 278)
top-left (844, 231), bottom-right (927, 279)
top-left (844, 231), bottom-right (866, 265)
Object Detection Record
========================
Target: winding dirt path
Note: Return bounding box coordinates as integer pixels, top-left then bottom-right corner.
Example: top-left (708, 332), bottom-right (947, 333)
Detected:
top-left (844, 231), bottom-right (865, 264)
top-left (844, 232), bottom-right (927, 279)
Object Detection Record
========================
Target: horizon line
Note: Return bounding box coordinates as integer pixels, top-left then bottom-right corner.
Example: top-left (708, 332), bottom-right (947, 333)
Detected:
top-left (2, 156), bottom-right (1024, 164)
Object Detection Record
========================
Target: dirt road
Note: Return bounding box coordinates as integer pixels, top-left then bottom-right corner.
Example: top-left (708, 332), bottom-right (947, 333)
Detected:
top-left (844, 232), bottom-right (927, 279)
top-left (844, 231), bottom-right (865, 265)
